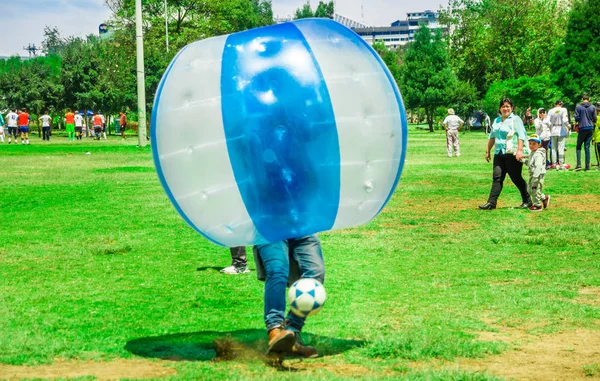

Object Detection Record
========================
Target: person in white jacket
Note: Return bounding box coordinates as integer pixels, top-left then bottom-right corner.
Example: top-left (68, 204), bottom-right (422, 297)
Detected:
top-left (547, 100), bottom-right (570, 170)
top-left (534, 108), bottom-right (551, 166)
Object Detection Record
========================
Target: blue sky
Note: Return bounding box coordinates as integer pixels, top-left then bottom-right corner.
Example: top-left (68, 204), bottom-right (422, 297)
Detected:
top-left (1, 0), bottom-right (447, 57)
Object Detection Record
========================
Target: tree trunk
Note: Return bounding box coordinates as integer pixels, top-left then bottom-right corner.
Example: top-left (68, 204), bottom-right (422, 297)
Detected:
top-left (426, 107), bottom-right (434, 132)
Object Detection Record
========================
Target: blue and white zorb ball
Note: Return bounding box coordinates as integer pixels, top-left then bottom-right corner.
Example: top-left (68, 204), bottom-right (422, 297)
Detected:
top-left (152, 18), bottom-right (407, 247)
top-left (288, 278), bottom-right (326, 318)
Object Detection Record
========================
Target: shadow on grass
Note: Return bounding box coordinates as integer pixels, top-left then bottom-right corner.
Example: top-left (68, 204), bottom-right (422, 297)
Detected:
top-left (125, 329), bottom-right (364, 363)
top-left (196, 266), bottom-right (226, 272)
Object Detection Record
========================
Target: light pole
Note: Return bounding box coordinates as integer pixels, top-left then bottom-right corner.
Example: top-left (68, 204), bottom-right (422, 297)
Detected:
top-left (136, 0), bottom-right (147, 146)
top-left (165, 0), bottom-right (169, 53)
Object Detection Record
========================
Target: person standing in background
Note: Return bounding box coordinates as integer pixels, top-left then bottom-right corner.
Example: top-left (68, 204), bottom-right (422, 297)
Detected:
top-left (547, 100), bottom-right (570, 170)
top-left (573, 94), bottom-right (598, 171)
top-left (6, 109), bottom-right (18, 144)
top-left (119, 111), bottom-right (127, 139)
top-left (442, 108), bottom-right (464, 157)
top-left (18, 108), bottom-right (31, 145)
top-left (65, 109), bottom-right (76, 142)
top-left (39, 111), bottom-right (52, 141)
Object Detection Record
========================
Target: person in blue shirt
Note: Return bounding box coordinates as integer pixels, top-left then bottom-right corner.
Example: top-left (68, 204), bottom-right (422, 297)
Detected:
top-left (573, 93), bottom-right (598, 171)
top-left (479, 98), bottom-right (532, 210)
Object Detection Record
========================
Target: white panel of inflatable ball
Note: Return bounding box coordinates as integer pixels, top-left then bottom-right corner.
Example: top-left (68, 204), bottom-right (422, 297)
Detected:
top-left (152, 36), bottom-right (267, 247)
top-left (152, 19), bottom-right (407, 247)
top-left (294, 19), bottom-right (407, 230)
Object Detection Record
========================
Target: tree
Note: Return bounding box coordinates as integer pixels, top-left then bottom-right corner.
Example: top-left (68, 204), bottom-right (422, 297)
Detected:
top-left (439, 0), bottom-right (570, 97)
top-left (294, 1), bottom-right (314, 19)
top-left (294, 1), bottom-right (333, 19)
top-left (401, 25), bottom-right (456, 132)
top-left (550, 0), bottom-right (600, 104)
top-left (482, 75), bottom-right (564, 116)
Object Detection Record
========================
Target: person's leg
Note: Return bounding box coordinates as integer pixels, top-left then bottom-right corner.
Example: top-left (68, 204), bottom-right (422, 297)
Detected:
top-left (486, 154), bottom-right (507, 206)
top-left (575, 131), bottom-right (585, 168)
top-left (285, 235), bottom-right (323, 358)
top-left (542, 140), bottom-right (550, 166)
top-left (256, 240), bottom-right (296, 353)
top-left (446, 131), bottom-right (452, 157)
top-left (25, 132), bottom-right (29, 144)
top-left (285, 235), bottom-right (325, 333)
top-left (220, 246), bottom-right (248, 274)
top-left (449, 130), bottom-right (460, 156)
top-left (557, 136), bottom-right (566, 168)
top-left (505, 154), bottom-right (531, 205)
top-left (582, 130), bottom-right (593, 169)
top-left (257, 241), bottom-right (290, 332)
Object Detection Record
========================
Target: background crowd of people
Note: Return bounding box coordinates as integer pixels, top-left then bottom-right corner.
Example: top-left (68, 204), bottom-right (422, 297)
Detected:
top-left (0, 108), bottom-right (128, 144)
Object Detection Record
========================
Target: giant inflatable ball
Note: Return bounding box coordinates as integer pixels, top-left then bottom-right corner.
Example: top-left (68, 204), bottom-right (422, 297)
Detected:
top-left (152, 19), bottom-right (407, 247)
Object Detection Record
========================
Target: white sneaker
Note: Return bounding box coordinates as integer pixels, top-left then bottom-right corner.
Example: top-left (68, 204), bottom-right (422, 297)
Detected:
top-left (220, 265), bottom-right (250, 275)
top-left (26, 140), bottom-right (29, 145)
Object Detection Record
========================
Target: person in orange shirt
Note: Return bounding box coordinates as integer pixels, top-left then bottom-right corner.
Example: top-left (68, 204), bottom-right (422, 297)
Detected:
top-left (93, 112), bottom-right (103, 140)
top-left (65, 109), bottom-right (76, 142)
top-left (18, 108), bottom-right (31, 145)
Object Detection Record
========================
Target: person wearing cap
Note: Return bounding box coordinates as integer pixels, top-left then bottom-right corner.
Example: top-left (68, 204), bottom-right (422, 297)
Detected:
top-left (442, 108), bottom-right (464, 157)
top-left (526, 135), bottom-right (550, 212)
top-left (479, 98), bottom-right (532, 210)
top-left (547, 100), bottom-right (570, 170)
top-left (573, 93), bottom-right (598, 171)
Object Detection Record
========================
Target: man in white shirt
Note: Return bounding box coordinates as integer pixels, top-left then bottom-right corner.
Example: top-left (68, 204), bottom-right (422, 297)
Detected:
top-left (39, 111), bottom-right (52, 141)
top-left (6, 109), bottom-right (18, 144)
top-left (74, 112), bottom-right (84, 140)
top-left (547, 100), bottom-right (570, 170)
top-left (442, 108), bottom-right (464, 157)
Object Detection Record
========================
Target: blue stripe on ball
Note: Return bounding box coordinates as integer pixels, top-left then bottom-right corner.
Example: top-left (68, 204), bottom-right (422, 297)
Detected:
top-left (221, 22), bottom-right (340, 243)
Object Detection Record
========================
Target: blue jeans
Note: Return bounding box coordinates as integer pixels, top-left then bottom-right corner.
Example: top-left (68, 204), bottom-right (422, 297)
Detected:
top-left (256, 234), bottom-right (325, 333)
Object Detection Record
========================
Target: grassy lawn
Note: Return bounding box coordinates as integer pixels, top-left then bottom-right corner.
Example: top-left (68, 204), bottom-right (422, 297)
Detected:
top-left (0, 128), bottom-right (598, 380)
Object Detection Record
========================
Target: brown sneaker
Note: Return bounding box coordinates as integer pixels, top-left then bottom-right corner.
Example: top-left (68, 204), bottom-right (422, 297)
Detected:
top-left (289, 333), bottom-right (318, 358)
top-left (266, 328), bottom-right (295, 354)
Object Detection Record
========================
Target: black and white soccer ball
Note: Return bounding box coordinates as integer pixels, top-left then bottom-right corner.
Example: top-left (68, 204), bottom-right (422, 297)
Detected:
top-left (287, 278), bottom-right (326, 318)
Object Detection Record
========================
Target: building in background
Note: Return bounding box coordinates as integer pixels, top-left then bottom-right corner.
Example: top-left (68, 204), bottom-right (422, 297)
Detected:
top-left (353, 10), bottom-right (444, 49)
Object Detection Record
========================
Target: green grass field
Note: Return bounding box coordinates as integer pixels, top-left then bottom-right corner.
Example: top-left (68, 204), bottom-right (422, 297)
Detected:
top-left (0, 129), bottom-right (598, 380)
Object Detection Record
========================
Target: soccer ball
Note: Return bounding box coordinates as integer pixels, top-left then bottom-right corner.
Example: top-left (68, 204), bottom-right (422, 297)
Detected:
top-left (288, 278), bottom-right (327, 318)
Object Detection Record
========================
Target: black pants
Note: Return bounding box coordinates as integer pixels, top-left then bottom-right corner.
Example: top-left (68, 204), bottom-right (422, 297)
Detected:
top-left (230, 246), bottom-right (247, 268)
top-left (576, 129), bottom-right (593, 168)
top-left (487, 153), bottom-right (531, 206)
top-left (42, 127), bottom-right (51, 140)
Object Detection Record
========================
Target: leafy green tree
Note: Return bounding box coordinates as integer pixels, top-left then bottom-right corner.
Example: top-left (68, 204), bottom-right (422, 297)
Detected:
top-left (482, 75), bottom-right (564, 116)
top-left (294, 1), bottom-right (314, 19)
top-left (440, 0), bottom-right (570, 97)
top-left (293, 1), bottom-right (334, 19)
top-left (550, 0), bottom-right (600, 104)
top-left (314, 1), bottom-right (334, 18)
top-left (401, 25), bottom-right (456, 132)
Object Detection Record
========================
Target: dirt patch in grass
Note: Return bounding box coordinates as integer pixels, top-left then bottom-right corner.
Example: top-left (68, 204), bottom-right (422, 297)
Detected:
top-left (455, 319), bottom-right (600, 380)
top-left (575, 287), bottom-right (600, 306)
top-left (0, 359), bottom-right (176, 381)
top-left (553, 196), bottom-right (600, 213)
top-left (289, 360), bottom-right (374, 376)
